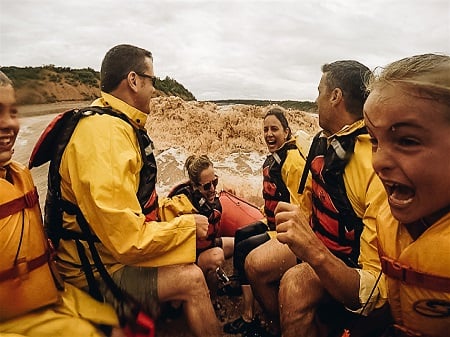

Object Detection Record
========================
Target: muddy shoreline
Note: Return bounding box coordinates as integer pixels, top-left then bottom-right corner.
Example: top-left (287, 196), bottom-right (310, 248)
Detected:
top-left (19, 100), bottom-right (92, 117)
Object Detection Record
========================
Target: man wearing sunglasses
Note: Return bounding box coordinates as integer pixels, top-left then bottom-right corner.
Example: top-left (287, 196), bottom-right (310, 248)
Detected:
top-left (43, 44), bottom-right (221, 337)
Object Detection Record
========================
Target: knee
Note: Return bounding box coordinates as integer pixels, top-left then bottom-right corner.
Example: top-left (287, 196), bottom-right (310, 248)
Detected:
top-left (279, 264), bottom-right (321, 309)
top-left (279, 266), bottom-right (304, 300)
top-left (245, 248), bottom-right (265, 282)
top-left (179, 264), bottom-right (209, 293)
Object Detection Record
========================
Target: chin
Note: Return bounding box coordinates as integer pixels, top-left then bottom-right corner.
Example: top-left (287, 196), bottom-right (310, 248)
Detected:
top-left (390, 208), bottom-right (418, 225)
top-left (0, 153), bottom-right (13, 166)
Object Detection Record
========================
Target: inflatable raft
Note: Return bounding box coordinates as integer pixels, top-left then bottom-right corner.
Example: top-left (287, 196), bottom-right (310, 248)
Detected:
top-left (218, 190), bottom-right (264, 237)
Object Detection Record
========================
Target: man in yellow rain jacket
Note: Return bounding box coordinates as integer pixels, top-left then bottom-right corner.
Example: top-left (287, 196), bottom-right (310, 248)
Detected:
top-left (0, 71), bottom-right (120, 336)
top-left (44, 44), bottom-right (220, 337)
top-left (245, 61), bottom-right (389, 337)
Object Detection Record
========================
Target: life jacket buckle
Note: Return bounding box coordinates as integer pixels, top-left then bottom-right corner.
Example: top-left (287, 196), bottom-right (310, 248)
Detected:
top-left (24, 188), bottom-right (38, 208)
top-left (15, 258), bottom-right (30, 281)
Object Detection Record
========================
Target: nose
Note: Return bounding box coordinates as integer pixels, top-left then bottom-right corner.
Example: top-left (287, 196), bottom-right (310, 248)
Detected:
top-left (0, 112), bottom-right (19, 131)
top-left (371, 146), bottom-right (395, 177)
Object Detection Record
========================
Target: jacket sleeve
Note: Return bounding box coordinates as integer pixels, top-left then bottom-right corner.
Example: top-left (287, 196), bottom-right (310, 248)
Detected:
top-left (59, 115), bottom-right (196, 266)
top-left (344, 135), bottom-right (388, 310)
top-left (282, 147), bottom-right (312, 216)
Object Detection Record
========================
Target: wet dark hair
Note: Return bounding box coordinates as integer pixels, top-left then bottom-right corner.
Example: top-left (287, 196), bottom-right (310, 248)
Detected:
top-left (100, 44), bottom-right (153, 93)
top-left (184, 155), bottom-right (214, 186)
top-left (322, 60), bottom-right (372, 118)
top-left (264, 107), bottom-right (292, 139)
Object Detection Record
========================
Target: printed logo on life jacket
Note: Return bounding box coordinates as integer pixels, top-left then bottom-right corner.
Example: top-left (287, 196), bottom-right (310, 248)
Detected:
top-left (413, 299), bottom-right (450, 318)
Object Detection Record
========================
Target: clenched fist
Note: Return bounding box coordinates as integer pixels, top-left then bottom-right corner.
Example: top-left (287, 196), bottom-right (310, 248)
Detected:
top-left (194, 214), bottom-right (209, 239)
top-left (275, 201), bottom-right (320, 262)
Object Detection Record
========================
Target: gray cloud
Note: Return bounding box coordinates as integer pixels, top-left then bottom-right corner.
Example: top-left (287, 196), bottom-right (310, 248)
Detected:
top-left (1, 0), bottom-right (448, 101)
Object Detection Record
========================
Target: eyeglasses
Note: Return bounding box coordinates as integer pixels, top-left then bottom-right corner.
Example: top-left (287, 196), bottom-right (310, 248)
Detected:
top-left (136, 73), bottom-right (157, 87)
top-left (199, 176), bottom-right (219, 191)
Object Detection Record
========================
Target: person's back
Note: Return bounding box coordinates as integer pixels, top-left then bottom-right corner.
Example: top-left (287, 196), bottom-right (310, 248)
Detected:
top-left (44, 44), bottom-right (220, 337)
top-left (364, 53), bottom-right (450, 337)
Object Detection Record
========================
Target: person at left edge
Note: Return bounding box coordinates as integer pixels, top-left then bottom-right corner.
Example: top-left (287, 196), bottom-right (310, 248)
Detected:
top-left (46, 44), bottom-right (221, 337)
top-left (0, 70), bottom-right (121, 337)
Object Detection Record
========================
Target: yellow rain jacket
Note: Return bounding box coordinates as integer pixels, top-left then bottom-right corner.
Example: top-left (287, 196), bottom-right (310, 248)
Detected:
top-left (377, 201), bottom-right (450, 336)
top-left (0, 161), bottom-right (118, 336)
top-left (299, 120), bottom-right (388, 313)
top-left (56, 92), bottom-right (196, 289)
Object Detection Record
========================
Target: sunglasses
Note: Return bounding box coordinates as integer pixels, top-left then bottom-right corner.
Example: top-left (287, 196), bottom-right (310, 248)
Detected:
top-left (136, 72), bottom-right (157, 87)
top-left (199, 176), bottom-right (219, 191)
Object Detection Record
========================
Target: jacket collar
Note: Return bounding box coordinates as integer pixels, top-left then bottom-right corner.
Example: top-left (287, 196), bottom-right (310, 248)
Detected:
top-left (91, 92), bottom-right (148, 128)
top-left (323, 119), bottom-right (365, 140)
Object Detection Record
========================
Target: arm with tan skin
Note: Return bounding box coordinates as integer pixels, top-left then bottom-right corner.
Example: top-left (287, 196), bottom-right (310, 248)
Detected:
top-left (275, 202), bottom-right (361, 309)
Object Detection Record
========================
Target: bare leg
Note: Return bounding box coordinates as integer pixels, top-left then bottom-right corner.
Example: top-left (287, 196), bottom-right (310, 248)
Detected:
top-left (221, 236), bottom-right (234, 259)
top-left (157, 264), bottom-right (221, 337)
top-left (197, 247), bottom-right (225, 274)
top-left (279, 263), bottom-right (326, 337)
top-left (245, 238), bottom-right (297, 334)
top-left (241, 284), bottom-right (255, 322)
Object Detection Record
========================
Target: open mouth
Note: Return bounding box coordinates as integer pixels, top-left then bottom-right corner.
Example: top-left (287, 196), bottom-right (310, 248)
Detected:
top-left (266, 139), bottom-right (277, 146)
top-left (384, 182), bottom-right (415, 207)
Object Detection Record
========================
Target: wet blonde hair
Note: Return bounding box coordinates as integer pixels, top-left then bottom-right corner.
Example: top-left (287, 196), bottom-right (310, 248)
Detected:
top-left (0, 71), bottom-right (13, 87)
top-left (367, 54), bottom-right (450, 110)
top-left (184, 155), bottom-right (213, 186)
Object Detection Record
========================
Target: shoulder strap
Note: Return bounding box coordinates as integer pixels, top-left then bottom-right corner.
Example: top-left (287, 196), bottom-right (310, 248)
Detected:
top-left (35, 107), bottom-right (135, 246)
top-left (298, 131), bottom-right (323, 194)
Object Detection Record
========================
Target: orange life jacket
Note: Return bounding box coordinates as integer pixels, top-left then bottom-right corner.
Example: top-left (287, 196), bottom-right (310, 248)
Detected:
top-left (377, 204), bottom-right (450, 337)
top-left (0, 162), bottom-right (60, 321)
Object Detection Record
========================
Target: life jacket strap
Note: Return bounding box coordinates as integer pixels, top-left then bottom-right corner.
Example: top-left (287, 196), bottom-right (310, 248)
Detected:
top-left (0, 187), bottom-right (38, 219)
top-left (0, 250), bottom-right (51, 282)
top-left (380, 254), bottom-right (450, 293)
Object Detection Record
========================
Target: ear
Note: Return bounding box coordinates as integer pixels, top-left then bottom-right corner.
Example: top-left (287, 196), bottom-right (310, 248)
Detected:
top-left (126, 72), bottom-right (139, 93)
top-left (285, 127), bottom-right (291, 140)
top-left (330, 88), bottom-right (343, 106)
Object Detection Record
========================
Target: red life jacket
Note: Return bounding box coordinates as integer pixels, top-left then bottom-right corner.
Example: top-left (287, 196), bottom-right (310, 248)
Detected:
top-left (29, 106), bottom-right (159, 246)
top-left (262, 142), bottom-right (297, 230)
top-left (299, 128), bottom-right (367, 267)
top-left (168, 182), bottom-right (222, 253)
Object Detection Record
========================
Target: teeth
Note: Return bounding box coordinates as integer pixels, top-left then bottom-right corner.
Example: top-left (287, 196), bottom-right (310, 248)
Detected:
top-left (384, 180), bottom-right (415, 207)
top-left (389, 195), bottom-right (413, 205)
top-left (0, 138), bottom-right (11, 146)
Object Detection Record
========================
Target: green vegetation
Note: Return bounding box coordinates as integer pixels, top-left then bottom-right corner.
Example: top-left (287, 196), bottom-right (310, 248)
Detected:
top-left (212, 99), bottom-right (317, 113)
top-left (0, 65), bottom-right (196, 103)
top-left (2, 65), bottom-right (100, 87)
top-left (156, 76), bottom-right (196, 101)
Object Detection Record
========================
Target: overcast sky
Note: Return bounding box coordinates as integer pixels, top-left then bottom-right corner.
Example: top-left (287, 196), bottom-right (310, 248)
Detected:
top-left (0, 0), bottom-right (448, 101)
